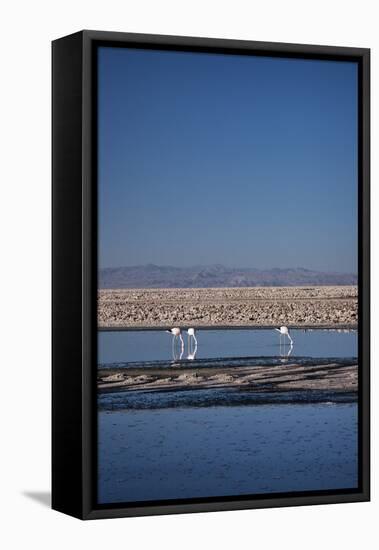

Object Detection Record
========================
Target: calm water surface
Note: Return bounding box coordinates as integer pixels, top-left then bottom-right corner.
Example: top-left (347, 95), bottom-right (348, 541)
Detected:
top-left (98, 328), bottom-right (357, 365)
top-left (97, 328), bottom-right (358, 505)
top-left (98, 403), bottom-right (358, 504)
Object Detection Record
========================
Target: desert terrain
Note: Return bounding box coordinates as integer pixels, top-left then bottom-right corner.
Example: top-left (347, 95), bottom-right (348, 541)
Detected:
top-left (98, 285), bottom-right (358, 329)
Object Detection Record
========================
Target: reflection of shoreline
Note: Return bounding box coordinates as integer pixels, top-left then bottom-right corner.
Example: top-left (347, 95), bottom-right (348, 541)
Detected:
top-left (98, 360), bottom-right (357, 395)
top-left (98, 286), bottom-right (358, 329)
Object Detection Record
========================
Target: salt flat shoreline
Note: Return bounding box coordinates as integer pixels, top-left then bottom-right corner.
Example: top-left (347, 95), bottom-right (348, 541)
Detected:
top-left (98, 361), bottom-right (357, 395)
top-left (98, 324), bottom-right (356, 332)
top-left (98, 285), bottom-right (358, 329)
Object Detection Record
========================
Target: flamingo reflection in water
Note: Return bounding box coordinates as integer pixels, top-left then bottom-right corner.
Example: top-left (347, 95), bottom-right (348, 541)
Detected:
top-left (280, 341), bottom-right (294, 363)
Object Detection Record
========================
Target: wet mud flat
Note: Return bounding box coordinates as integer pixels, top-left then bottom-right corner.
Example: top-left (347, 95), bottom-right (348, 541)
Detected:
top-left (98, 359), bottom-right (357, 395)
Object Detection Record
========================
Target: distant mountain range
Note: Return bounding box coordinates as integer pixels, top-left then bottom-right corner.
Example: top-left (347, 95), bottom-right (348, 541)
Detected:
top-left (99, 264), bottom-right (357, 289)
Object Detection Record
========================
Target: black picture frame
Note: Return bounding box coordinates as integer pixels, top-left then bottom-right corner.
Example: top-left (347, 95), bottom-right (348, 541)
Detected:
top-left (52, 30), bottom-right (370, 520)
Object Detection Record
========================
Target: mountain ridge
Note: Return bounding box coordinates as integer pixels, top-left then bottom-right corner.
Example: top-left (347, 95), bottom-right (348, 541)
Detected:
top-left (99, 264), bottom-right (357, 289)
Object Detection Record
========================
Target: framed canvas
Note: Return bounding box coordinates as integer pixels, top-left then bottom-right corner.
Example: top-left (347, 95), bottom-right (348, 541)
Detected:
top-left (52, 30), bottom-right (370, 520)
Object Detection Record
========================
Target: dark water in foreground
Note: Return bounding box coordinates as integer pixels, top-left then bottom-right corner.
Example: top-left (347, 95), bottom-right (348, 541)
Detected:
top-left (98, 387), bottom-right (357, 410)
top-left (97, 328), bottom-right (358, 505)
top-left (98, 403), bottom-right (358, 504)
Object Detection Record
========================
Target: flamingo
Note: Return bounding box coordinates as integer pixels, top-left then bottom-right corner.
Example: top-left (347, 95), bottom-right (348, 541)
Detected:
top-left (186, 328), bottom-right (198, 360)
top-left (166, 327), bottom-right (184, 354)
top-left (187, 327), bottom-right (197, 348)
top-left (275, 326), bottom-right (293, 346)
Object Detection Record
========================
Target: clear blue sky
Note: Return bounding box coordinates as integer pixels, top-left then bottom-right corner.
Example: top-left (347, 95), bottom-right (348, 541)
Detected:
top-left (98, 46), bottom-right (358, 273)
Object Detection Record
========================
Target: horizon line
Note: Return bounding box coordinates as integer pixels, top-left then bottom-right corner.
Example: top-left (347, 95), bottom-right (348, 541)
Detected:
top-left (99, 263), bottom-right (358, 275)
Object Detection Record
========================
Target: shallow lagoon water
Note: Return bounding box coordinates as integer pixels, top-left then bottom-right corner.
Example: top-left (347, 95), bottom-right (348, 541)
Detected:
top-left (98, 387), bottom-right (357, 411)
top-left (97, 327), bottom-right (358, 505)
top-left (98, 328), bottom-right (357, 365)
top-left (98, 403), bottom-right (358, 504)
